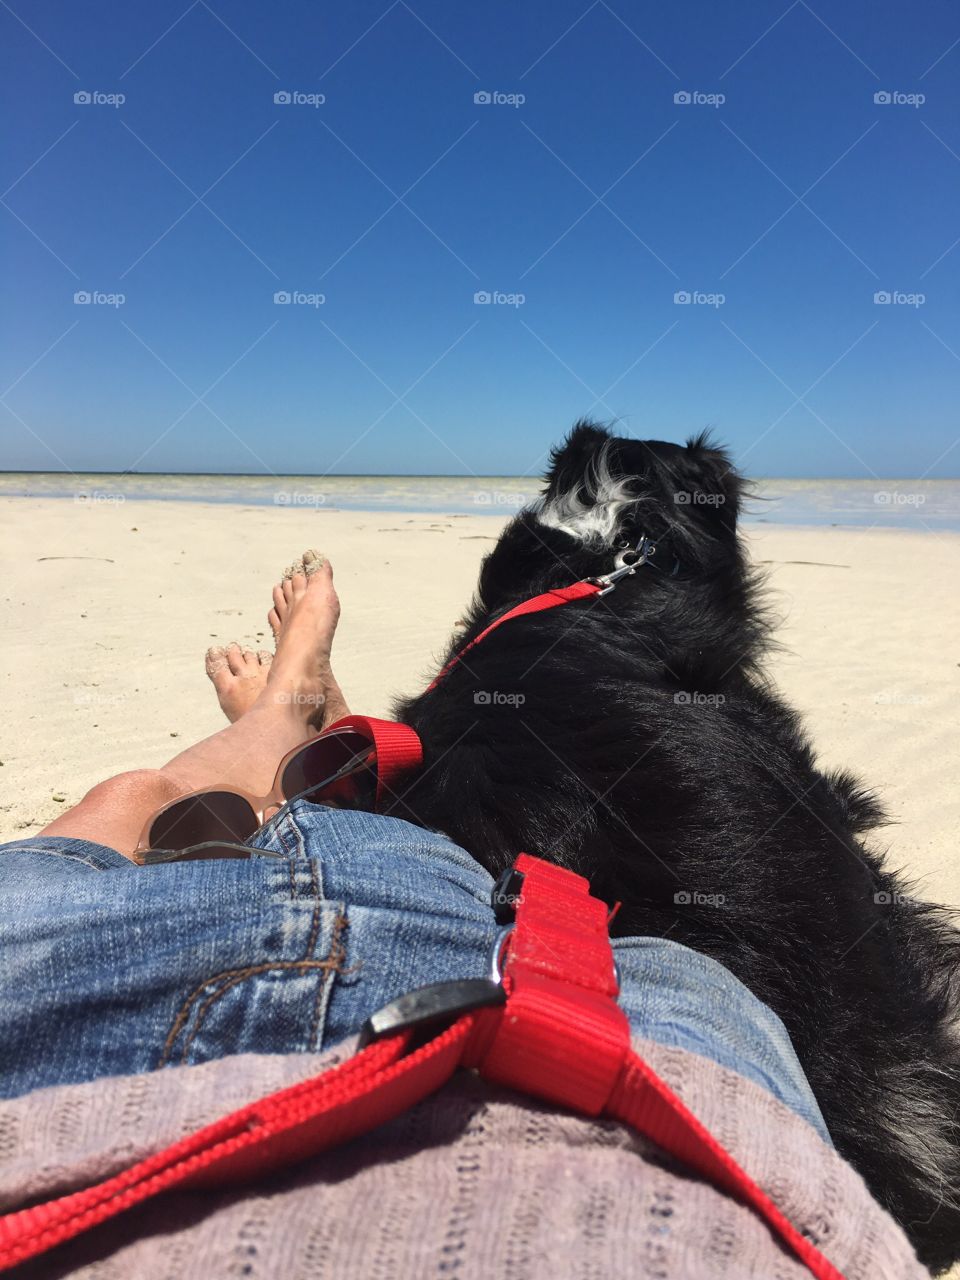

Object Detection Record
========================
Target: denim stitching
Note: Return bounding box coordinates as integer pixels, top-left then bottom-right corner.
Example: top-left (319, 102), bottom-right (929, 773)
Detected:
top-left (304, 862), bottom-right (322, 958)
top-left (310, 910), bottom-right (347, 1050)
top-left (0, 846), bottom-right (118, 871)
top-left (161, 911), bottom-right (348, 1066)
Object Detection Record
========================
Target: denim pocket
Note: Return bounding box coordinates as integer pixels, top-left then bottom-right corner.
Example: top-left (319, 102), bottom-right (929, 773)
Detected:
top-left (0, 827), bottom-right (345, 1097)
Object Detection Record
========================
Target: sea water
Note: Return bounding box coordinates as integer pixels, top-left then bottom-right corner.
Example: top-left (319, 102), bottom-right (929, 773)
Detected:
top-left (1, 473), bottom-right (958, 531)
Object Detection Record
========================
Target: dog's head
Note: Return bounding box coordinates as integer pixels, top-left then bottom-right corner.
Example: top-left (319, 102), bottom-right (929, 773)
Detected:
top-left (476, 421), bottom-right (746, 614)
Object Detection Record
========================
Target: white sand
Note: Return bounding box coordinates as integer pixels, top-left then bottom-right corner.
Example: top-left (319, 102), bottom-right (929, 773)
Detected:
top-left (1, 498), bottom-right (958, 911)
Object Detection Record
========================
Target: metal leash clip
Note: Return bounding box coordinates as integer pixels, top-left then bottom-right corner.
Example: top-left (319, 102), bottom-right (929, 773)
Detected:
top-left (588, 534), bottom-right (657, 596)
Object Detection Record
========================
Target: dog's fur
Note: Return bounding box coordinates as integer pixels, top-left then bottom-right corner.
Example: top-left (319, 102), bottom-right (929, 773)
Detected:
top-left (391, 422), bottom-right (960, 1272)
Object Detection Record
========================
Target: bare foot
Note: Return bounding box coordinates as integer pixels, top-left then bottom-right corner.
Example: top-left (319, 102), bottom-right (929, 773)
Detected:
top-left (205, 644), bottom-right (273, 724)
top-left (205, 550), bottom-right (349, 730)
top-left (261, 553), bottom-right (350, 729)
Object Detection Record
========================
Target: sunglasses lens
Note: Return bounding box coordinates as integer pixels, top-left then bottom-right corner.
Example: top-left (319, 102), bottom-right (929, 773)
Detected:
top-left (148, 791), bottom-right (258, 852)
top-left (280, 731), bottom-right (374, 808)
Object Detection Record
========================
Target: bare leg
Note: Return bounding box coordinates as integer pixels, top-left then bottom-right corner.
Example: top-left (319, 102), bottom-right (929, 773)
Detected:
top-left (40, 553), bottom-right (351, 859)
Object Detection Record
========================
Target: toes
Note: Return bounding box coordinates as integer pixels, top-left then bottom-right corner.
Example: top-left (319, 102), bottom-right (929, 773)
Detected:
top-left (241, 648), bottom-right (259, 669)
top-left (257, 650), bottom-right (273, 666)
top-left (225, 642), bottom-right (245, 676)
top-left (204, 646), bottom-right (228, 680)
top-left (302, 549), bottom-right (326, 577)
top-left (269, 555), bottom-right (327, 643)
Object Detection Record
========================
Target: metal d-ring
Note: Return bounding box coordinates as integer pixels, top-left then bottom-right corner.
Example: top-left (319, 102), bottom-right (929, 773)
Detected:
top-left (488, 925), bottom-right (515, 983)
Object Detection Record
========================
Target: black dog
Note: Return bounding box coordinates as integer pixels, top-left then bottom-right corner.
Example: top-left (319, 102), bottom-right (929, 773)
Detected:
top-left (392, 421), bottom-right (960, 1273)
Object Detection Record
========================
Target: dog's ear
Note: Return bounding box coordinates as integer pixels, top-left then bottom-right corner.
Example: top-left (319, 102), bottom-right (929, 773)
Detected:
top-left (543, 420), bottom-right (612, 499)
top-left (672, 431), bottom-right (742, 535)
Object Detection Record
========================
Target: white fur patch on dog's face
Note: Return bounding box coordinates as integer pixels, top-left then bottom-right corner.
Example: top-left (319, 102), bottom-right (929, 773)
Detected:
top-left (536, 443), bottom-right (636, 543)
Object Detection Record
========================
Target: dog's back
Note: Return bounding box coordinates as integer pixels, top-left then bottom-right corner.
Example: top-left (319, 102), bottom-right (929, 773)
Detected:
top-left (393, 422), bottom-right (960, 1272)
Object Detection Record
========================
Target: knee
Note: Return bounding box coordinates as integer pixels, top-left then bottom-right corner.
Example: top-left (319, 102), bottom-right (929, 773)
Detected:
top-left (82, 769), bottom-right (185, 816)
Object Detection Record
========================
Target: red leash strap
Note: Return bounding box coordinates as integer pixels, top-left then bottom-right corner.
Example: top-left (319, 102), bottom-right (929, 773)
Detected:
top-left (325, 714), bottom-right (423, 807)
top-left (0, 856), bottom-right (845, 1279)
top-left (426, 580), bottom-right (601, 690)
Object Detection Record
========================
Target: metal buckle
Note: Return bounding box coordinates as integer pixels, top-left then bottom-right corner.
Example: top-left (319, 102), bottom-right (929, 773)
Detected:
top-left (588, 535), bottom-right (656, 596)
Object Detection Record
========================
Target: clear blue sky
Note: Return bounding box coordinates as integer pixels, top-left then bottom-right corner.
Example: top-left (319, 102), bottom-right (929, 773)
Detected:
top-left (2, 0), bottom-right (959, 478)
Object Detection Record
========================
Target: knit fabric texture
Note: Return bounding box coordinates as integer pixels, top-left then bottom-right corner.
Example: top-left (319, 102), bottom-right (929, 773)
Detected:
top-left (0, 1035), bottom-right (927, 1279)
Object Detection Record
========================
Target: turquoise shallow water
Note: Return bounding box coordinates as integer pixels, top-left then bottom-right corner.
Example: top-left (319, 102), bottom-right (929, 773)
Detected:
top-left (2, 473), bottom-right (959, 531)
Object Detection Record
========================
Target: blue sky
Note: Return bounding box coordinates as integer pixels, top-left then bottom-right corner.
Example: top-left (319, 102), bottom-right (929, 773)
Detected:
top-left (2, 0), bottom-right (959, 478)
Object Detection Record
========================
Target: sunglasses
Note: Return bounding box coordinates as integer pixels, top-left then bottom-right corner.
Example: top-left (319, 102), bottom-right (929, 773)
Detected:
top-left (133, 716), bottom-right (421, 866)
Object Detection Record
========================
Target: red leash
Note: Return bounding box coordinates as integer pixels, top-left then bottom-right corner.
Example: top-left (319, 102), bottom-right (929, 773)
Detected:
top-left (426, 580), bottom-right (602, 690)
top-left (425, 535), bottom-right (668, 691)
top-left (0, 855), bottom-right (846, 1278)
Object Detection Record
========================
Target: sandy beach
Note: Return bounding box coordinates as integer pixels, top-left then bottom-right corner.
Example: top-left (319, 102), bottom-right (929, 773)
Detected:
top-left (2, 497), bottom-right (958, 912)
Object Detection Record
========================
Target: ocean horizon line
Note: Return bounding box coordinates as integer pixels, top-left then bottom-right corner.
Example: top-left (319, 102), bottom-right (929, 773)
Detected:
top-left (2, 472), bottom-right (959, 531)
